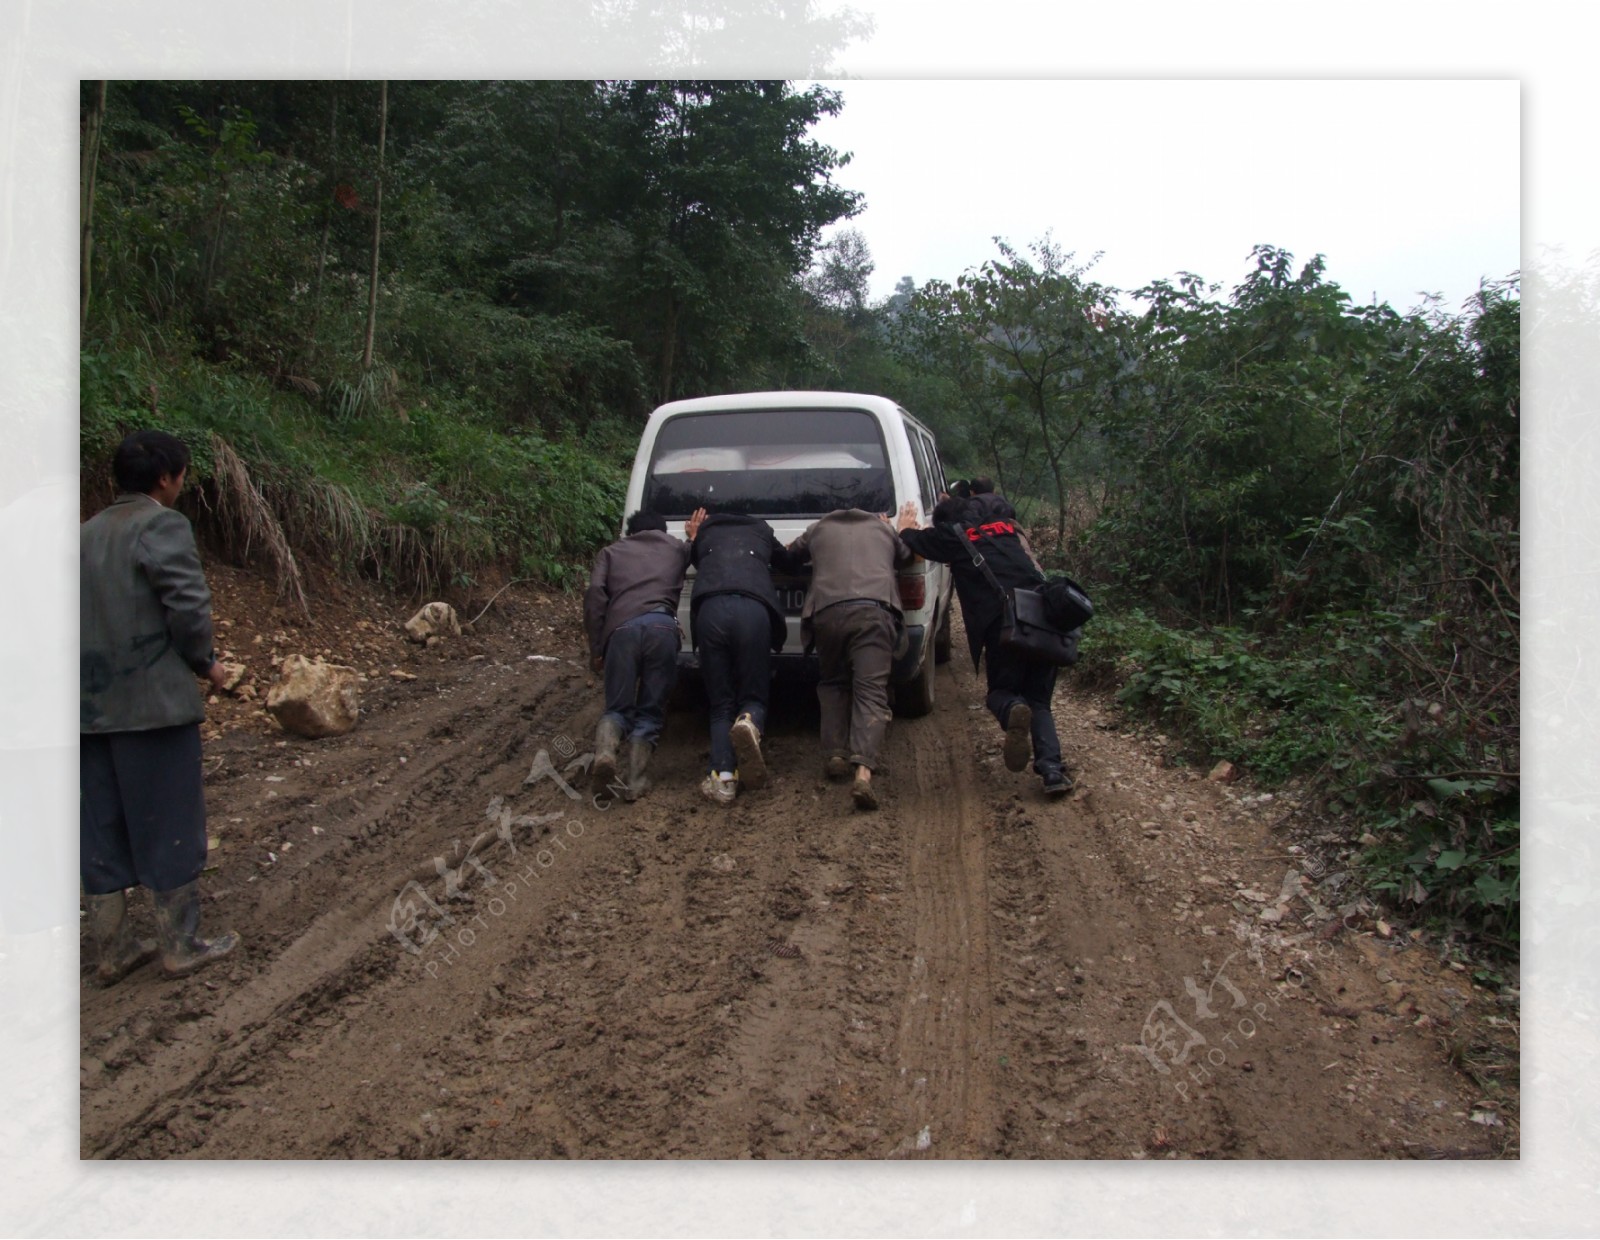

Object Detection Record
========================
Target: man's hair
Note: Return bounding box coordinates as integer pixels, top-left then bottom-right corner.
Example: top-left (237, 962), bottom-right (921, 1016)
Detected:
top-left (949, 478), bottom-right (972, 499)
top-left (932, 495), bottom-right (971, 526)
top-left (625, 510), bottom-right (667, 536)
top-left (969, 476), bottom-right (995, 495)
top-left (113, 429), bottom-right (191, 494)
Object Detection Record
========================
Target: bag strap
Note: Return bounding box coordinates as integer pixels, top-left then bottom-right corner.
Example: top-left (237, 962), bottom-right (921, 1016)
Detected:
top-left (947, 523), bottom-right (1011, 601)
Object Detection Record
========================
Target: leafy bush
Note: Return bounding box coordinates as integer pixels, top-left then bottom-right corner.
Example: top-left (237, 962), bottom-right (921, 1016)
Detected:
top-left (1081, 601), bottom-right (1519, 948)
top-left (81, 347), bottom-right (627, 595)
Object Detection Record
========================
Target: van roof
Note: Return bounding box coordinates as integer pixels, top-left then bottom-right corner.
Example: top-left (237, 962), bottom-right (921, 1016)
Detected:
top-left (650, 391), bottom-right (905, 420)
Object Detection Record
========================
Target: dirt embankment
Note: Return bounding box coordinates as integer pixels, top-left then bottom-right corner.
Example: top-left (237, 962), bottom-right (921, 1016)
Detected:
top-left (78, 564), bottom-right (1518, 1159)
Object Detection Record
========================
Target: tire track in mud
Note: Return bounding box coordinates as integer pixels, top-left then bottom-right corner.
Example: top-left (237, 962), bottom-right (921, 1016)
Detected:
top-left (879, 681), bottom-right (999, 1158)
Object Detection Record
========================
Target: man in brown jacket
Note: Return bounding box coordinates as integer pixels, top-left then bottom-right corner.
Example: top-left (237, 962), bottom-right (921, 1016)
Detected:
top-left (582, 509), bottom-right (702, 799)
top-left (786, 508), bottom-right (912, 810)
top-left (80, 430), bottom-right (239, 983)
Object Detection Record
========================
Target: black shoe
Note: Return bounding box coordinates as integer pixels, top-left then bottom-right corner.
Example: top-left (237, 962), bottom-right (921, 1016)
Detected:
top-left (1042, 768), bottom-right (1074, 797)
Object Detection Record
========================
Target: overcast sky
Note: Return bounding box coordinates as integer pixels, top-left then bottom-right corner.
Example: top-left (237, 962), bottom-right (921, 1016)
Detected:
top-left (806, 78), bottom-right (1521, 315)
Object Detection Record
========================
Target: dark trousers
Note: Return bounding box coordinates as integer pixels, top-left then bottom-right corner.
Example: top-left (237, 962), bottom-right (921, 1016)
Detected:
top-left (814, 602), bottom-right (896, 771)
top-left (80, 723), bottom-right (208, 895)
top-left (696, 594), bottom-right (772, 774)
top-left (603, 613), bottom-right (680, 746)
top-left (981, 623), bottom-right (1064, 776)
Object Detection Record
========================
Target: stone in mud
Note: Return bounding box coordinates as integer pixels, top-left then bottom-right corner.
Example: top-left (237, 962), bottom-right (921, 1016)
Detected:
top-left (266, 654), bottom-right (361, 738)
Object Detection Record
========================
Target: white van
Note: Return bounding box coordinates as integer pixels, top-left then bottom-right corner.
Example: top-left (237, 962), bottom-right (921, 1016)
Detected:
top-left (621, 391), bottom-right (954, 716)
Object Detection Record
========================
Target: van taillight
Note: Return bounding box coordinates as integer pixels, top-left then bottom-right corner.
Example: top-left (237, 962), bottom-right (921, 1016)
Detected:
top-left (896, 573), bottom-right (925, 610)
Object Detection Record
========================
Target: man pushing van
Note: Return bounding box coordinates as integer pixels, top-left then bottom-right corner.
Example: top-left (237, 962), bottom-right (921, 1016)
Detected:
top-left (583, 508), bottom-right (703, 800)
top-left (685, 509), bottom-right (803, 805)
top-left (786, 507), bottom-right (913, 811)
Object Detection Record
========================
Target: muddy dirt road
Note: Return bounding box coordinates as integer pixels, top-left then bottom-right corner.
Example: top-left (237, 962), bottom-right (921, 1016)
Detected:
top-left (78, 571), bottom-right (1516, 1160)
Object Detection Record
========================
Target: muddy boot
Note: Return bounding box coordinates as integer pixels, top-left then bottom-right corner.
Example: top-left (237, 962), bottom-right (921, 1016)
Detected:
top-left (850, 766), bottom-right (879, 811)
top-left (823, 754), bottom-right (852, 781)
top-left (591, 717), bottom-right (624, 793)
top-left (152, 882), bottom-right (238, 978)
top-left (1002, 702), bottom-right (1033, 773)
top-left (622, 738), bottom-right (654, 802)
top-left (85, 890), bottom-right (156, 986)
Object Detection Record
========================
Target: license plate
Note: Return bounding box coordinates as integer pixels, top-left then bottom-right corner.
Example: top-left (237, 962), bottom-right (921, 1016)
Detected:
top-left (778, 586), bottom-right (807, 614)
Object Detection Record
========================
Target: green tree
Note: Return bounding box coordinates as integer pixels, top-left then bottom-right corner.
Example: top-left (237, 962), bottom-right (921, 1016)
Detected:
top-left (898, 237), bottom-right (1130, 542)
top-left (602, 80), bottom-right (862, 402)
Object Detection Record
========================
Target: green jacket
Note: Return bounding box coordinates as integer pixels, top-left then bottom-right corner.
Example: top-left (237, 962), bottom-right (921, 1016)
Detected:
top-left (80, 494), bottom-right (216, 733)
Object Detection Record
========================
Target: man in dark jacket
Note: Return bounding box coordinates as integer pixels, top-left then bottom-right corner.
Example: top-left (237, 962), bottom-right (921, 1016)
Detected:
top-left (583, 509), bottom-right (700, 800)
top-left (80, 430), bottom-right (239, 983)
top-left (965, 476), bottom-right (1017, 521)
top-left (897, 496), bottom-right (1071, 797)
top-left (786, 508), bottom-right (913, 811)
top-left (686, 512), bottom-right (802, 804)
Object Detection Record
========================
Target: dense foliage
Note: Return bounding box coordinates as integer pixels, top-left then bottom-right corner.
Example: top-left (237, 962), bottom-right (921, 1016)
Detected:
top-left (887, 241), bottom-right (1518, 952)
top-left (81, 79), bottom-right (862, 589)
top-left (81, 81), bottom-right (1518, 950)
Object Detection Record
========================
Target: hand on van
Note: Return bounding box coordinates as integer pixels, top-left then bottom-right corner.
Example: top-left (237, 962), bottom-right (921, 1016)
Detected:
top-left (896, 500), bottom-right (921, 532)
top-left (684, 507), bottom-right (708, 541)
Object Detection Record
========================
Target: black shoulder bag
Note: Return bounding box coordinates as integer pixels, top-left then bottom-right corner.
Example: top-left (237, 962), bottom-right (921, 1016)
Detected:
top-left (950, 525), bottom-right (1090, 667)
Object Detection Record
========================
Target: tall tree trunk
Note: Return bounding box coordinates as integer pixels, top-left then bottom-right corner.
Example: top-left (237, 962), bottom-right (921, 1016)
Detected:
top-left (80, 81), bottom-right (108, 334)
top-left (658, 291), bottom-right (678, 404)
top-left (1049, 451), bottom-right (1068, 550)
top-left (307, 86), bottom-right (338, 368)
top-left (361, 80), bottom-right (387, 373)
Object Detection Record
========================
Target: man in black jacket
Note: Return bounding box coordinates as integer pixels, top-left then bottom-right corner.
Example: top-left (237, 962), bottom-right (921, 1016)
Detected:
top-left (897, 496), bottom-right (1071, 797)
top-left (686, 511), bottom-right (802, 804)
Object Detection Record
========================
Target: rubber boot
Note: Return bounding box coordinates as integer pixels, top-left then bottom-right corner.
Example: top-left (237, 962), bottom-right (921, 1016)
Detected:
top-left (152, 882), bottom-right (238, 978)
top-left (622, 738), bottom-right (654, 802)
top-left (85, 890), bottom-right (156, 986)
top-left (591, 717), bottom-right (624, 793)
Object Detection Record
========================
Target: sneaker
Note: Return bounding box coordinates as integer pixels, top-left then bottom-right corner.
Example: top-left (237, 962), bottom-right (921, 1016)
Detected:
top-left (823, 754), bottom-right (852, 781)
top-left (730, 714), bottom-right (766, 790)
top-left (699, 771), bottom-right (738, 806)
top-left (1042, 768), bottom-right (1074, 797)
top-left (850, 774), bottom-right (879, 811)
top-left (1002, 703), bottom-right (1033, 772)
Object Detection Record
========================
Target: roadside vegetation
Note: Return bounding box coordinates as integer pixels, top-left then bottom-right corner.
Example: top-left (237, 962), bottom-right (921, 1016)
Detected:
top-left (80, 80), bottom-right (1518, 952)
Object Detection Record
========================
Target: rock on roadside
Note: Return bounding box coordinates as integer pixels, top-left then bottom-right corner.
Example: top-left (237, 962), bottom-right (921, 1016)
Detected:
top-left (265, 654), bottom-right (361, 738)
top-left (404, 602), bottom-right (461, 644)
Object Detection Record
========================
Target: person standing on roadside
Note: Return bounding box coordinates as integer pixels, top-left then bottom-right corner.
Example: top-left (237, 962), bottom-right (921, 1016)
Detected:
top-left (897, 496), bottom-right (1072, 797)
top-left (785, 507), bottom-right (913, 811)
top-left (583, 509), bottom-right (702, 801)
top-left (685, 510), bottom-right (802, 805)
top-left (80, 430), bottom-right (239, 983)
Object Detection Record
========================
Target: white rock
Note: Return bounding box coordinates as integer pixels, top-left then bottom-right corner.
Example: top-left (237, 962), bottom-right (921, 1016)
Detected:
top-left (404, 601), bottom-right (461, 644)
top-left (266, 654), bottom-right (361, 738)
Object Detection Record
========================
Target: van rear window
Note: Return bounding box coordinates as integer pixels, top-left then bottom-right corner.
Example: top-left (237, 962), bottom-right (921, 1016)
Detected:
top-left (644, 409), bottom-right (892, 518)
